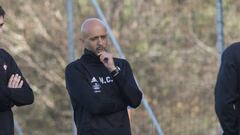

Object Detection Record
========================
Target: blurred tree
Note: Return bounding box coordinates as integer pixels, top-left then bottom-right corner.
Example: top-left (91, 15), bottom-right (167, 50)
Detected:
top-left (0, 0), bottom-right (239, 134)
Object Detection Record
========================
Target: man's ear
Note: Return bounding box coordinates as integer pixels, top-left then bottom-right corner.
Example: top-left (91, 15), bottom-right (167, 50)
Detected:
top-left (79, 38), bottom-right (84, 44)
top-left (79, 32), bottom-right (87, 43)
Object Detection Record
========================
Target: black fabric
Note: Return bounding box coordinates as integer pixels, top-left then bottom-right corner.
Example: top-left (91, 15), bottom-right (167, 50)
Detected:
top-left (65, 49), bottom-right (142, 135)
top-left (0, 111), bottom-right (13, 135)
top-left (0, 48), bottom-right (34, 135)
top-left (215, 42), bottom-right (240, 135)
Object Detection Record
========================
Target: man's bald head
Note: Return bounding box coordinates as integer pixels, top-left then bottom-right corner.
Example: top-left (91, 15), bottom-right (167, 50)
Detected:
top-left (79, 18), bottom-right (109, 55)
top-left (80, 18), bottom-right (107, 38)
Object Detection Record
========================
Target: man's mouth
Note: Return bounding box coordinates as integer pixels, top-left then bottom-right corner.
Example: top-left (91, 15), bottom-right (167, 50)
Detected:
top-left (96, 46), bottom-right (106, 53)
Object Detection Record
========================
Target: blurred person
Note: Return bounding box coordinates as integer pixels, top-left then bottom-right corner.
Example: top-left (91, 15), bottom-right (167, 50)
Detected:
top-left (215, 42), bottom-right (240, 135)
top-left (0, 6), bottom-right (34, 135)
top-left (65, 18), bottom-right (142, 135)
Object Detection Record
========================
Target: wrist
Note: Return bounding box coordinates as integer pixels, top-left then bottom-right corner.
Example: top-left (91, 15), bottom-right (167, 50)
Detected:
top-left (110, 66), bottom-right (120, 77)
top-left (108, 66), bottom-right (117, 72)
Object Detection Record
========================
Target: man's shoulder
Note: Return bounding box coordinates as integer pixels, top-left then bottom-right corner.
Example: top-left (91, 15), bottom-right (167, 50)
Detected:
top-left (0, 48), bottom-right (13, 60)
top-left (65, 59), bottom-right (82, 70)
top-left (114, 57), bottom-right (128, 63)
top-left (114, 58), bottom-right (132, 68)
top-left (0, 48), bottom-right (9, 55)
top-left (222, 42), bottom-right (240, 64)
top-left (225, 42), bottom-right (240, 53)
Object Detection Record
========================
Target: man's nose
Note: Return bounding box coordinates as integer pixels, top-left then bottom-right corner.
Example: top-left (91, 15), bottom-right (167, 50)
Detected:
top-left (97, 37), bottom-right (104, 44)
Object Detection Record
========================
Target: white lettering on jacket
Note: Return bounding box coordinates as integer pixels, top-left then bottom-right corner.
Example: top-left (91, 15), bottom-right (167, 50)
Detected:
top-left (91, 76), bottom-right (114, 93)
top-left (99, 76), bottom-right (113, 84)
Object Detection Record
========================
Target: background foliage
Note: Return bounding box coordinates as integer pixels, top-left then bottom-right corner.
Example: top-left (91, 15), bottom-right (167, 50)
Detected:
top-left (0, 0), bottom-right (239, 134)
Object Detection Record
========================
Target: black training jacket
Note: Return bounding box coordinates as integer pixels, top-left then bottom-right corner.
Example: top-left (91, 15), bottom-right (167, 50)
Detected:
top-left (215, 42), bottom-right (240, 135)
top-left (0, 48), bottom-right (34, 135)
top-left (65, 49), bottom-right (142, 135)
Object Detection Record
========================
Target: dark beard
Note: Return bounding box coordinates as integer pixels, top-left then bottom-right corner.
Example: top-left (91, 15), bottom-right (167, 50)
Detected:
top-left (96, 46), bottom-right (107, 53)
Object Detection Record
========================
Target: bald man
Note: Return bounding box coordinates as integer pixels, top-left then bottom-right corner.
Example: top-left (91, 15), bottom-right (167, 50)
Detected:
top-left (65, 18), bottom-right (142, 135)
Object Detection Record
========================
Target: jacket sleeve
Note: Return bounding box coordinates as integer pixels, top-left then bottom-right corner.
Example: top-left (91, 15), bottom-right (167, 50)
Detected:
top-left (4, 50), bottom-right (34, 106)
top-left (0, 85), bottom-right (14, 111)
top-left (215, 50), bottom-right (239, 135)
top-left (65, 64), bottom-right (127, 115)
top-left (113, 60), bottom-right (142, 108)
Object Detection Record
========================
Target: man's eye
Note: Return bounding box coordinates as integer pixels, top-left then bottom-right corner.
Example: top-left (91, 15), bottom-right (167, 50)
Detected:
top-left (90, 37), bottom-right (98, 41)
top-left (89, 35), bottom-right (107, 41)
top-left (101, 35), bottom-right (106, 39)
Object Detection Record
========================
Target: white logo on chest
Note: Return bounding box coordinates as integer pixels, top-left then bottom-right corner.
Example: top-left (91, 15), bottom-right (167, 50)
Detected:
top-left (90, 76), bottom-right (113, 93)
top-left (99, 76), bottom-right (113, 84)
top-left (3, 63), bottom-right (7, 71)
top-left (91, 77), bottom-right (101, 93)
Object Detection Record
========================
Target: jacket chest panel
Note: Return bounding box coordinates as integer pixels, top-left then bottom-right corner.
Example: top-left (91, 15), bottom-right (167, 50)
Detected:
top-left (0, 58), bottom-right (9, 85)
top-left (85, 65), bottom-right (118, 94)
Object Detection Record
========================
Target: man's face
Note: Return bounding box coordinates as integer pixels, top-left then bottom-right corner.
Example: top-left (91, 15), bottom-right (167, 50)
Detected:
top-left (82, 21), bottom-right (108, 55)
top-left (0, 16), bottom-right (4, 34)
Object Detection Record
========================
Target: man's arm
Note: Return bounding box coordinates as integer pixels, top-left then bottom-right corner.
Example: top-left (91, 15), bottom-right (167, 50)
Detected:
top-left (113, 60), bottom-right (143, 108)
top-left (0, 87), bottom-right (13, 111)
top-left (98, 51), bottom-right (142, 108)
top-left (3, 50), bottom-right (34, 106)
top-left (65, 64), bottom-right (127, 115)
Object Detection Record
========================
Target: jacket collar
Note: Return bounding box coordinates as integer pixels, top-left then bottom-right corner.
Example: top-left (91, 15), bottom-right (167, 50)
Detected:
top-left (81, 49), bottom-right (102, 64)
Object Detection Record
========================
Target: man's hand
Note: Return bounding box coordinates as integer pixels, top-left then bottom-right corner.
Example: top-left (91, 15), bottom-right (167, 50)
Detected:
top-left (98, 51), bottom-right (116, 72)
top-left (8, 74), bottom-right (23, 88)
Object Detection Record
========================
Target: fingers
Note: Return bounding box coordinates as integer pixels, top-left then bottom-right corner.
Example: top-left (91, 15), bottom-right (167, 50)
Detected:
top-left (8, 74), bottom-right (24, 88)
top-left (18, 80), bottom-right (23, 88)
top-left (13, 75), bottom-right (21, 88)
top-left (98, 52), bottom-right (116, 71)
top-left (98, 52), bottom-right (112, 63)
top-left (8, 74), bottom-right (14, 87)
